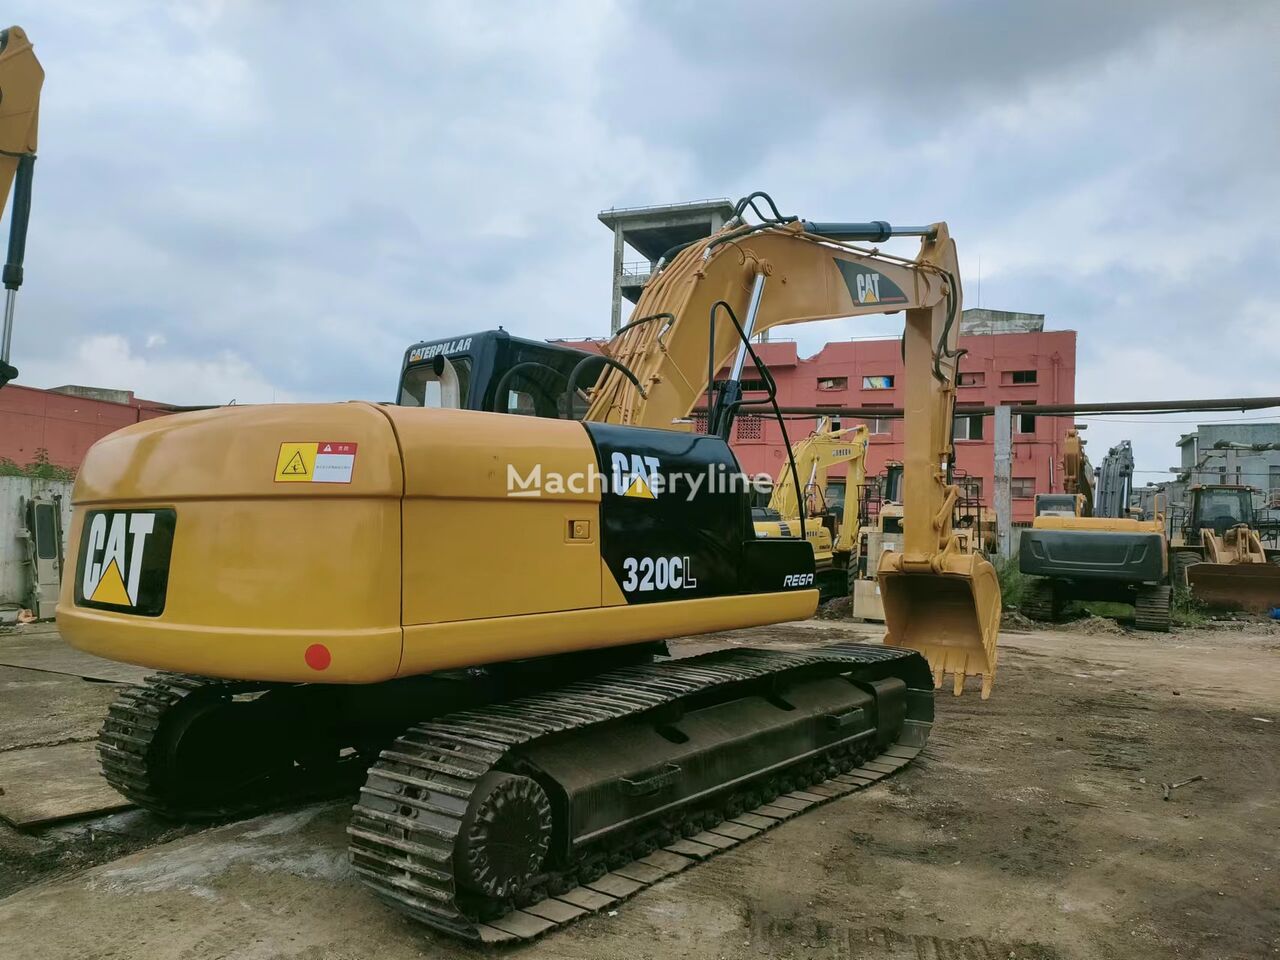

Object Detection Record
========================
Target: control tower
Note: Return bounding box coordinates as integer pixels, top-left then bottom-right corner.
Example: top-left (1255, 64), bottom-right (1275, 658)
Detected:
top-left (598, 198), bottom-right (735, 333)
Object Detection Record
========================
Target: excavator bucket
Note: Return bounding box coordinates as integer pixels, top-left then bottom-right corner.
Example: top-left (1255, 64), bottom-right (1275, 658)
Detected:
top-left (1186, 562), bottom-right (1280, 614)
top-left (878, 551), bottom-right (1001, 699)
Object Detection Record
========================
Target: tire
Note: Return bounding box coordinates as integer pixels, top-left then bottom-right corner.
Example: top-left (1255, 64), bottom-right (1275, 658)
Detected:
top-left (1171, 551), bottom-right (1200, 588)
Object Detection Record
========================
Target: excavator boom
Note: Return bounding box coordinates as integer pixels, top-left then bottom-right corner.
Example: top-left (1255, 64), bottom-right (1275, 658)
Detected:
top-left (587, 211), bottom-right (1000, 696)
top-left (0, 25), bottom-right (42, 388)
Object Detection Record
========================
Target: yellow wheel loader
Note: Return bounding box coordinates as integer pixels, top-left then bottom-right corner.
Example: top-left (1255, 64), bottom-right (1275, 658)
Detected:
top-left (752, 420), bottom-right (869, 601)
top-left (60, 193), bottom-right (1000, 941)
top-left (1170, 484), bottom-right (1280, 612)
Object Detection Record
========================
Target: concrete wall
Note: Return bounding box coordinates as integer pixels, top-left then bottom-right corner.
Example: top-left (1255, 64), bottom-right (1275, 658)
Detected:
top-left (0, 475), bottom-right (74, 612)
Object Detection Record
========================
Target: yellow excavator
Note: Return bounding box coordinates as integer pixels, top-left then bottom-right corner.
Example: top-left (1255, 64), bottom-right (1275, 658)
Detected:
top-left (0, 26), bottom-right (41, 390)
top-left (1020, 440), bottom-right (1173, 631)
top-left (60, 193), bottom-right (1000, 941)
top-left (752, 420), bottom-right (868, 600)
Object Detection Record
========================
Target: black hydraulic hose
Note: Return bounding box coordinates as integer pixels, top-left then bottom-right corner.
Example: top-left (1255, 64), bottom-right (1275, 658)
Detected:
top-left (564, 354), bottom-right (646, 419)
top-left (732, 191), bottom-right (796, 224)
top-left (654, 241), bottom-right (697, 272)
top-left (709, 300), bottom-right (806, 546)
top-left (614, 311), bottom-right (675, 337)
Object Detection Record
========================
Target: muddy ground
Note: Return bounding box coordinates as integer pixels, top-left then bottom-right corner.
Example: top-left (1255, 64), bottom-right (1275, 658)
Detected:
top-left (0, 619), bottom-right (1276, 960)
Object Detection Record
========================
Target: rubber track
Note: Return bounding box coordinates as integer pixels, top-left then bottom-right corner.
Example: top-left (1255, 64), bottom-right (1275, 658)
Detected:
top-left (348, 643), bottom-right (930, 942)
top-left (1134, 585), bottom-right (1172, 632)
top-left (1022, 580), bottom-right (1059, 622)
top-left (99, 674), bottom-right (352, 819)
top-left (98, 674), bottom-right (257, 816)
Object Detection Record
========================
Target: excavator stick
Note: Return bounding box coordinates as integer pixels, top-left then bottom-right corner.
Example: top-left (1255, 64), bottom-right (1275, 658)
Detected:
top-left (879, 550), bottom-right (1001, 699)
top-left (1186, 562), bottom-right (1280, 614)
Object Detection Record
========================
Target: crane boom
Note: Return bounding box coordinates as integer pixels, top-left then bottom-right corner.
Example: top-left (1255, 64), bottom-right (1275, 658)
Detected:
top-left (0, 25), bottom-right (42, 388)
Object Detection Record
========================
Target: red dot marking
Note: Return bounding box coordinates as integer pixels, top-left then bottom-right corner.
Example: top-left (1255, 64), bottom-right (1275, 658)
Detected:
top-left (304, 644), bottom-right (331, 671)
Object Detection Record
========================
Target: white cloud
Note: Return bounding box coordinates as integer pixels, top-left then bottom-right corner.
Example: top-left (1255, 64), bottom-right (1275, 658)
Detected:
top-left (3, 0), bottom-right (1276, 480)
top-left (18, 334), bottom-right (289, 406)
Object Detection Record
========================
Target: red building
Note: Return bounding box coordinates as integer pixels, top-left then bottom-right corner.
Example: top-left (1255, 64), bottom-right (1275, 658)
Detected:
top-left (711, 314), bottom-right (1076, 524)
top-left (0, 384), bottom-right (177, 471)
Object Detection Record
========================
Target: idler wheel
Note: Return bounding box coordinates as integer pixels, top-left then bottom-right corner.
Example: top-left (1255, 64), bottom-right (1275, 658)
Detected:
top-left (454, 772), bottom-right (553, 899)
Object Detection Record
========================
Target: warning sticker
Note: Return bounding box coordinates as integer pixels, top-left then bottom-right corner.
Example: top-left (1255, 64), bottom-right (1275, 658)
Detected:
top-left (275, 441), bottom-right (358, 483)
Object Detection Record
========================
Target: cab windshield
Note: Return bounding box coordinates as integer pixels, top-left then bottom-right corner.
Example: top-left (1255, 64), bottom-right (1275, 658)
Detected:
top-left (1194, 488), bottom-right (1252, 529)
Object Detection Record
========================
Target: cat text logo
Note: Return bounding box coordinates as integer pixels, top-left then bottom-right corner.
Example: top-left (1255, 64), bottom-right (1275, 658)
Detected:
top-left (81, 513), bottom-right (157, 608)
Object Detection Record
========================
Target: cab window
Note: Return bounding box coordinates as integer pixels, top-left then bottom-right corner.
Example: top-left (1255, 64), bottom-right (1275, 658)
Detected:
top-left (400, 356), bottom-right (471, 408)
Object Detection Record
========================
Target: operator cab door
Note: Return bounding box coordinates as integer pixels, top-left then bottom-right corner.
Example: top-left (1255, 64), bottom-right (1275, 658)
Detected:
top-left (21, 496), bottom-right (63, 619)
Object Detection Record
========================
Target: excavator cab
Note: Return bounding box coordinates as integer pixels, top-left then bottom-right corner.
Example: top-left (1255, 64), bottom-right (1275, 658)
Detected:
top-left (396, 330), bottom-right (601, 418)
top-left (1189, 485), bottom-right (1253, 537)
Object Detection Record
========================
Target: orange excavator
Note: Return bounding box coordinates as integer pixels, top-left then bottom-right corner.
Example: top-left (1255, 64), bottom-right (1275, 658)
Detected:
top-left (60, 193), bottom-right (1000, 940)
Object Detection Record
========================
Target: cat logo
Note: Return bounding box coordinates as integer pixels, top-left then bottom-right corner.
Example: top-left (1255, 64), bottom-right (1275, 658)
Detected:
top-left (834, 260), bottom-right (909, 307)
top-left (76, 509), bottom-right (176, 616)
top-left (611, 452), bottom-right (662, 499)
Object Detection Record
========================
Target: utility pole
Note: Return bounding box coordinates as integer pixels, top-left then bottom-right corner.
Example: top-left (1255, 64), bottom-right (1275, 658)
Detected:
top-left (994, 405), bottom-right (1012, 558)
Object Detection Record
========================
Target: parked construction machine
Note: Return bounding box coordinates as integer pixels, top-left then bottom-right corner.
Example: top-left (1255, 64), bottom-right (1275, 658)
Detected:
top-left (850, 463), bottom-right (903, 621)
top-left (60, 194), bottom-right (1000, 941)
top-left (1169, 483), bottom-right (1280, 612)
top-left (1020, 440), bottom-right (1172, 630)
top-left (852, 464), bottom-right (989, 621)
top-left (0, 26), bottom-right (41, 390)
top-left (752, 420), bottom-right (869, 600)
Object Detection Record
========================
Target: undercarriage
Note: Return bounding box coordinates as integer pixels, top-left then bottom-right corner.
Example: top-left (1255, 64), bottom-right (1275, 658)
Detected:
top-left (99, 641), bottom-right (932, 941)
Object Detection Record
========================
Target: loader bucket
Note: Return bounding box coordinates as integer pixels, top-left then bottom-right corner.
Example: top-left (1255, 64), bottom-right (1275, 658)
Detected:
top-left (1187, 561), bottom-right (1280, 614)
top-left (878, 551), bottom-right (1001, 699)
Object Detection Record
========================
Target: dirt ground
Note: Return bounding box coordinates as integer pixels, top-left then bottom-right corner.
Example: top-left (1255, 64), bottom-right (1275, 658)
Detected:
top-left (0, 618), bottom-right (1276, 960)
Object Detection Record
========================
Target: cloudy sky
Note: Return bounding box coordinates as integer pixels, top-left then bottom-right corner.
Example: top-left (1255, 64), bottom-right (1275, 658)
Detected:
top-left (6, 1), bottom-right (1278, 480)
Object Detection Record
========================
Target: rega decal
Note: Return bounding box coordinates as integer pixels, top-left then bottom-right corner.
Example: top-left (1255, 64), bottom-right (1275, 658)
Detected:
top-left (75, 509), bottom-right (176, 617)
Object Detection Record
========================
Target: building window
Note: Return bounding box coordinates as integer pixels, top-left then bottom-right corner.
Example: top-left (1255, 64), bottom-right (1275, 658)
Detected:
top-left (735, 415), bottom-right (763, 441)
top-left (1010, 404), bottom-right (1036, 434)
top-left (817, 376), bottom-right (848, 391)
top-left (958, 371), bottom-right (985, 387)
top-left (713, 378), bottom-right (768, 393)
top-left (1003, 369), bottom-right (1038, 385)
top-left (954, 411), bottom-right (985, 441)
top-left (958, 476), bottom-right (984, 499)
top-left (862, 375), bottom-right (894, 390)
top-left (1011, 477), bottom-right (1036, 498)
top-left (817, 405), bottom-right (842, 432)
top-left (863, 405), bottom-right (893, 435)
